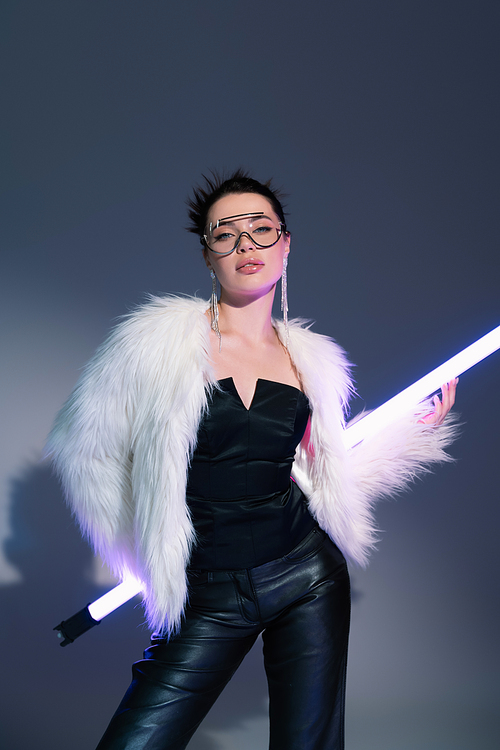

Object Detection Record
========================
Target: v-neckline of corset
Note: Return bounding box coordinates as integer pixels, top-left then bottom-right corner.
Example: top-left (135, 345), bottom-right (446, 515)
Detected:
top-left (217, 377), bottom-right (305, 412)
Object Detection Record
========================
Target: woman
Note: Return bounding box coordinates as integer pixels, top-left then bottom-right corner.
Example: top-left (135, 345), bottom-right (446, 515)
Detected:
top-left (47, 170), bottom-right (457, 749)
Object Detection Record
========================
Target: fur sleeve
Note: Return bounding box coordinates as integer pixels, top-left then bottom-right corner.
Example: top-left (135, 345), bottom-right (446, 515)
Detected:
top-left (347, 399), bottom-right (460, 506)
top-left (286, 321), bottom-right (460, 567)
top-left (45, 315), bottom-right (141, 578)
top-left (46, 294), bottom-right (211, 631)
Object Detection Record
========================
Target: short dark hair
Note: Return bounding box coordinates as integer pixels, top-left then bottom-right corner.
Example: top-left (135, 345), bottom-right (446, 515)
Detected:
top-left (186, 168), bottom-right (288, 244)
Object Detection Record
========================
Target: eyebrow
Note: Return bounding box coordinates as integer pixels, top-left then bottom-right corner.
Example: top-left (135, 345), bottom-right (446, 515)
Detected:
top-left (216, 212), bottom-right (273, 227)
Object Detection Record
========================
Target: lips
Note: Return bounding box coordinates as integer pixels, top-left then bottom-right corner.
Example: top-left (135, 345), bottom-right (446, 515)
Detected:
top-left (236, 258), bottom-right (264, 270)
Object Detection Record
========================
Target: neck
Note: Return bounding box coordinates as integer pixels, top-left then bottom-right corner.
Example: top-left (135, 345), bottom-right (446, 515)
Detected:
top-left (217, 286), bottom-right (277, 344)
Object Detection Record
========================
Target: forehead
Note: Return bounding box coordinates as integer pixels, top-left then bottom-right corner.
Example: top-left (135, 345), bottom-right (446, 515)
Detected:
top-left (208, 193), bottom-right (276, 224)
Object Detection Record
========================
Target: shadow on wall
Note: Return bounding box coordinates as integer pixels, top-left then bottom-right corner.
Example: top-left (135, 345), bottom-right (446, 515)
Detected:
top-left (0, 463), bottom-right (270, 750)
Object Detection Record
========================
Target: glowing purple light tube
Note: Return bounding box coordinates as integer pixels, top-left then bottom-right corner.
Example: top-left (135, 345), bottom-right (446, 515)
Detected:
top-left (56, 323), bottom-right (500, 642)
top-left (344, 323), bottom-right (500, 449)
top-left (88, 577), bottom-right (143, 621)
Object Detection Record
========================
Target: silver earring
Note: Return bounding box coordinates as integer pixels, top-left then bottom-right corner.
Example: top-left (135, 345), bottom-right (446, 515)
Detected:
top-left (209, 268), bottom-right (222, 351)
top-left (281, 255), bottom-right (289, 346)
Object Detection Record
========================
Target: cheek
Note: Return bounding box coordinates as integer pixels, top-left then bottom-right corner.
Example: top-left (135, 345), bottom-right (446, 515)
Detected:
top-left (212, 260), bottom-right (233, 284)
top-left (267, 254), bottom-right (286, 283)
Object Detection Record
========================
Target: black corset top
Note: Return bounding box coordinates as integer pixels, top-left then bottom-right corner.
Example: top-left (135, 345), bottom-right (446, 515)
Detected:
top-left (187, 377), bottom-right (310, 500)
top-left (186, 378), bottom-right (316, 569)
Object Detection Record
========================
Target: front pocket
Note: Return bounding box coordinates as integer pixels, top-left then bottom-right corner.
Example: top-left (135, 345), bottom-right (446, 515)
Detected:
top-left (187, 570), bottom-right (210, 588)
top-left (283, 527), bottom-right (325, 563)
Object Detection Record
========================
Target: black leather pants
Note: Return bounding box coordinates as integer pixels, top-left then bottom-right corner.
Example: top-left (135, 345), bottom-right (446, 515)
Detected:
top-left (96, 527), bottom-right (351, 750)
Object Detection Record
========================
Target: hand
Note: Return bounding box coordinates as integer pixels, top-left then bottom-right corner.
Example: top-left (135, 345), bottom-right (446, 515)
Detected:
top-left (418, 378), bottom-right (458, 426)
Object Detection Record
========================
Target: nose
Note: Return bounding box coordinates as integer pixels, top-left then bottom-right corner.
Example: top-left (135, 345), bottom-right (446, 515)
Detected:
top-left (235, 232), bottom-right (254, 252)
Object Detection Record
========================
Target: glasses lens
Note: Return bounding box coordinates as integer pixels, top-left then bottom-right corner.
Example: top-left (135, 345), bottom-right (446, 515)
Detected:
top-left (207, 217), bottom-right (282, 254)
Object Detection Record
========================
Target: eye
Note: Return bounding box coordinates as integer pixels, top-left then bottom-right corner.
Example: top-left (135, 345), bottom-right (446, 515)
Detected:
top-left (212, 230), bottom-right (235, 243)
top-left (252, 223), bottom-right (274, 235)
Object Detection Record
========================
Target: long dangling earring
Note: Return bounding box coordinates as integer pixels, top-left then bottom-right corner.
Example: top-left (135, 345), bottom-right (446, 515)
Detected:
top-left (281, 254), bottom-right (289, 347)
top-left (209, 268), bottom-right (222, 351)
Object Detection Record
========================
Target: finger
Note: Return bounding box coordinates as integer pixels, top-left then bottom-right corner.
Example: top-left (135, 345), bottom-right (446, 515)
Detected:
top-left (435, 393), bottom-right (444, 411)
top-left (424, 395), bottom-right (440, 425)
top-left (418, 411), bottom-right (436, 424)
top-left (442, 379), bottom-right (457, 410)
top-left (442, 382), bottom-right (455, 412)
top-left (448, 377), bottom-right (458, 407)
top-left (440, 383), bottom-right (449, 412)
top-left (418, 396), bottom-right (439, 424)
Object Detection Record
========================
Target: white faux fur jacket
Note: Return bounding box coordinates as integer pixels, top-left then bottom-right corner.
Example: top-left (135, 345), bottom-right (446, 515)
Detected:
top-left (47, 295), bottom-right (457, 635)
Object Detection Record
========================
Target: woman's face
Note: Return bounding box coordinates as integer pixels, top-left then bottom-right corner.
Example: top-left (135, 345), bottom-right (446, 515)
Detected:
top-left (204, 193), bottom-right (290, 303)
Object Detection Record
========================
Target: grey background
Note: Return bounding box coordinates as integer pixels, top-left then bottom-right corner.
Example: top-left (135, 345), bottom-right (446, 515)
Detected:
top-left (1, 1), bottom-right (499, 748)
